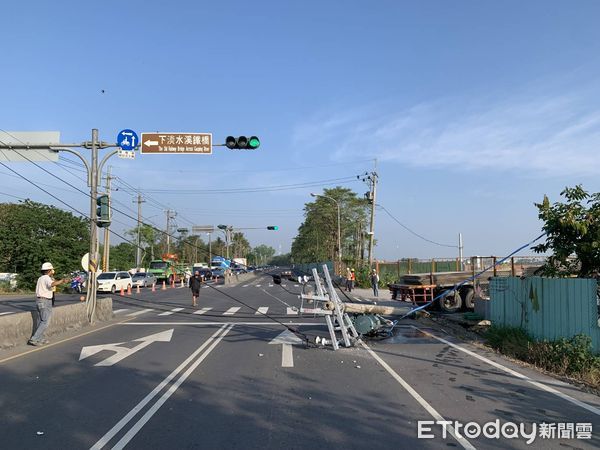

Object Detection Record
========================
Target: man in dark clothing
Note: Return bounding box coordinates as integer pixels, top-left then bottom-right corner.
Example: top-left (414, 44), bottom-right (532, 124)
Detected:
top-left (189, 270), bottom-right (202, 307)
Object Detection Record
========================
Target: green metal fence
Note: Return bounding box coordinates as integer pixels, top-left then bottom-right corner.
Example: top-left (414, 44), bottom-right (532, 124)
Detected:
top-left (489, 277), bottom-right (600, 352)
top-left (293, 261), bottom-right (334, 275)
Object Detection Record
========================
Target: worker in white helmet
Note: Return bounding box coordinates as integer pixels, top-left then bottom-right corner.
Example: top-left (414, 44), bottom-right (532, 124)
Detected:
top-left (28, 262), bottom-right (70, 346)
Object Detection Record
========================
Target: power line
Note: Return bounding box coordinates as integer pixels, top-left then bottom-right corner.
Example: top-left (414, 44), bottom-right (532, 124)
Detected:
top-left (378, 204), bottom-right (458, 248)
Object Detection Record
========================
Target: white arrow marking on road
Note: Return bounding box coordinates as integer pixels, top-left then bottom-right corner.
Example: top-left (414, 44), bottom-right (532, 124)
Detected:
top-left (268, 330), bottom-right (303, 368)
top-left (79, 329), bottom-right (174, 367)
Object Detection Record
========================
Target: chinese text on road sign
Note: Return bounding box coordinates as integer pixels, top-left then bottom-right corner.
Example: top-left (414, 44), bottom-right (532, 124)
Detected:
top-left (141, 133), bottom-right (212, 155)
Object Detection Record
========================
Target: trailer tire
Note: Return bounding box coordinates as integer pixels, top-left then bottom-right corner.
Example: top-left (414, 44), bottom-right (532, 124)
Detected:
top-left (461, 287), bottom-right (475, 310)
top-left (440, 290), bottom-right (462, 313)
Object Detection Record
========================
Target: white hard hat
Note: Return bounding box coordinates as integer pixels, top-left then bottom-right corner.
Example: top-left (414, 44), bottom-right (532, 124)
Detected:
top-left (41, 262), bottom-right (54, 271)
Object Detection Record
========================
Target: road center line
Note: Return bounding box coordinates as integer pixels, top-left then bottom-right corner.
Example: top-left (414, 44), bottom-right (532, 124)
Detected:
top-left (360, 340), bottom-right (475, 450)
top-left (91, 324), bottom-right (229, 450)
top-left (111, 324), bottom-right (234, 449)
top-left (411, 325), bottom-right (600, 416)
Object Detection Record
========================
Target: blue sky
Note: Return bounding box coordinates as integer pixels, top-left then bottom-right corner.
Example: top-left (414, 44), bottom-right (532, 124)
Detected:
top-left (1, 0), bottom-right (600, 261)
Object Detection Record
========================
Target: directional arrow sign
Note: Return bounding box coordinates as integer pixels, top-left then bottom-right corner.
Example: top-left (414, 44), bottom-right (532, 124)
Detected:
top-left (79, 329), bottom-right (174, 367)
top-left (268, 330), bottom-right (303, 368)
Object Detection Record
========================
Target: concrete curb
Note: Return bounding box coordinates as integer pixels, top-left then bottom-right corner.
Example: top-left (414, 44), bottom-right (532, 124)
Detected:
top-left (223, 272), bottom-right (259, 286)
top-left (0, 297), bottom-right (113, 349)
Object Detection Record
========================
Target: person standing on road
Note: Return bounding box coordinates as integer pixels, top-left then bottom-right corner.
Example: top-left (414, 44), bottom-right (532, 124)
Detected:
top-left (189, 270), bottom-right (202, 307)
top-left (370, 268), bottom-right (380, 297)
top-left (345, 267), bottom-right (352, 291)
top-left (29, 262), bottom-right (70, 346)
top-left (348, 268), bottom-right (356, 292)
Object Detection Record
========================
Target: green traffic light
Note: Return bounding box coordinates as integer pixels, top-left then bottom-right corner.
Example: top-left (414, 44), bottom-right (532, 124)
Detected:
top-left (248, 136), bottom-right (260, 149)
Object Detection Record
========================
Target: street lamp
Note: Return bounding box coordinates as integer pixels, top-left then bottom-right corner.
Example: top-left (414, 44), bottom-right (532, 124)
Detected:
top-left (310, 192), bottom-right (342, 263)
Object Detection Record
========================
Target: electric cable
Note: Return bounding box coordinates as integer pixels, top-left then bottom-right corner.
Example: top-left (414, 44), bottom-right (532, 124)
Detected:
top-left (378, 204), bottom-right (459, 248)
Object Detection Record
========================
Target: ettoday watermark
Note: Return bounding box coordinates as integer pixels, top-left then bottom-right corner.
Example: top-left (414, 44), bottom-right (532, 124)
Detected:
top-left (418, 420), bottom-right (592, 444)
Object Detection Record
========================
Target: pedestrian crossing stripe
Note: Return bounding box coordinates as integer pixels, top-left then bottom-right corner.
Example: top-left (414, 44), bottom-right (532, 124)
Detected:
top-left (119, 306), bottom-right (301, 317)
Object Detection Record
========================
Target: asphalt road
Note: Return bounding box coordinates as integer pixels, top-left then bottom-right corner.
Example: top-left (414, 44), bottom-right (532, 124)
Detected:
top-left (1, 272), bottom-right (600, 449)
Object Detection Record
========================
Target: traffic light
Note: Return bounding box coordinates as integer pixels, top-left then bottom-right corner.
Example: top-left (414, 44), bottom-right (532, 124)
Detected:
top-left (225, 136), bottom-right (260, 150)
top-left (96, 194), bottom-right (111, 227)
top-left (217, 224), bottom-right (228, 230)
top-left (267, 226), bottom-right (279, 230)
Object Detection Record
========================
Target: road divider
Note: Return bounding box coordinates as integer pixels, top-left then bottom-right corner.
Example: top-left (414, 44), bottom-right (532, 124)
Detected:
top-left (0, 297), bottom-right (113, 349)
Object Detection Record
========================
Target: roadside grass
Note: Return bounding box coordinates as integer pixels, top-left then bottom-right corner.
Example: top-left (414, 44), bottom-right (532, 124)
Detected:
top-left (485, 326), bottom-right (600, 389)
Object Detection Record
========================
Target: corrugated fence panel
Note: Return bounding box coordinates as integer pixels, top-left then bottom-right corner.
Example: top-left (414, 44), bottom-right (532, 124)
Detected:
top-left (490, 277), bottom-right (600, 352)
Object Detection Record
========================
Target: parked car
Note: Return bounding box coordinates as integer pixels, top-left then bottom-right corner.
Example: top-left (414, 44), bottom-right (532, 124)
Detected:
top-left (211, 268), bottom-right (225, 278)
top-left (97, 271), bottom-right (133, 294)
top-left (131, 272), bottom-right (157, 288)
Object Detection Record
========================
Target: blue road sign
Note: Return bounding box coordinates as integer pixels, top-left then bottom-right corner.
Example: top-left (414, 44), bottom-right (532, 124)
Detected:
top-left (117, 129), bottom-right (139, 151)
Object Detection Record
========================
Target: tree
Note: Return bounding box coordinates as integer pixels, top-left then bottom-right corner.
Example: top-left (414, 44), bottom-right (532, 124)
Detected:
top-left (291, 187), bottom-right (369, 264)
top-left (0, 200), bottom-right (88, 288)
top-left (250, 244), bottom-right (276, 266)
top-left (533, 185), bottom-right (600, 277)
top-left (106, 242), bottom-right (137, 271)
top-left (126, 223), bottom-right (161, 266)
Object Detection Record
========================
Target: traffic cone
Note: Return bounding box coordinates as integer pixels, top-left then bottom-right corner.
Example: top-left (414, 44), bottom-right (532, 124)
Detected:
top-left (120, 286), bottom-right (124, 296)
top-left (136, 285), bottom-right (140, 294)
top-left (127, 285), bottom-right (132, 295)
top-left (152, 283), bottom-right (156, 292)
top-left (162, 281), bottom-right (166, 290)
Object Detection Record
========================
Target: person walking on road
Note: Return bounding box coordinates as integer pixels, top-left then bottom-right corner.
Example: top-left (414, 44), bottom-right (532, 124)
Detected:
top-left (189, 270), bottom-right (202, 307)
top-left (370, 268), bottom-right (380, 297)
top-left (29, 262), bottom-right (70, 346)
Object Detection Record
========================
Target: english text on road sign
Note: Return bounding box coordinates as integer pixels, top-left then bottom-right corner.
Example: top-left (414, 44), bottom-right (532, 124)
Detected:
top-left (141, 132), bottom-right (212, 155)
top-left (117, 129), bottom-right (139, 151)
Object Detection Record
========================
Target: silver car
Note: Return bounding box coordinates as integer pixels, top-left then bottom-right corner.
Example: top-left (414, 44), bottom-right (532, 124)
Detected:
top-left (131, 272), bottom-right (157, 288)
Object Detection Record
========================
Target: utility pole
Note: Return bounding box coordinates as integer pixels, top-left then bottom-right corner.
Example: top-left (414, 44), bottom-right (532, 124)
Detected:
top-left (459, 233), bottom-right (464, 271)
top-left (135, 193), bottom-right (145, 270)
top-left (165, 209), bottom-right (176, 254)
top-left (101, 166), bottom-right (113, 272)
top-left (367, 164), bottom-right (378, 267)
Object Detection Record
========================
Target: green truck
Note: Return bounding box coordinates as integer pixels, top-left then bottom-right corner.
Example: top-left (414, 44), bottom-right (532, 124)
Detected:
top-left (148, 254), bottom-right (187, 284)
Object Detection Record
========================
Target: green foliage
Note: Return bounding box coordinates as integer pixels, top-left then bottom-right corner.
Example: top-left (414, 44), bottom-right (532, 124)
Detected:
top-left (0, 200), bottom-right (88, 289)
top-left (250, 244), bottom-right (276, 266)
top-left (533, 185), bottom-right (600, 277)
top-left (269, 253), bottom-right (291, 266)
top-left (486, 326), bottom-right (600, 386)
top-left (291, 187), bottom-right (369, 264)
top-left (106, 242), bottom-right (137, 271)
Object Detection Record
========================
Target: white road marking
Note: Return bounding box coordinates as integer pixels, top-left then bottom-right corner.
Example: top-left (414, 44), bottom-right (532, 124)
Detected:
top-left (353, 296), bottom-right (362, 302)
top-left (79, 329), bottom-right (174, 367)
top-left (255, 307), bottom-right (269, 315)
top-left (411, 325), bottom-right (600, 417)
top-left (255, 284), bottom-right (261, 288)
top-left (294, 284), bottom-right (299, 287)
top-left (158, 308), bottom-right (184, 316)
top-left (0, 311), bottom-right (13, 316)
top-left (360, 340), bottom-right (475, 450)
top-left (193, 307), bottom-right (212, 315)
top-left (113, 309), bottom-right (129, 314)
top-left (223, 307), bottom-right (241, 315)
top-left (127, 308), bottom-right (154, 317)
top-left (92, 325), bottom-right (231, 450)
top-left (268, 284), bottom-right (273, 287)
top-left (120, 322), bottom-right (326, 326)
top-left (286, 307), bottom-right (298, 315)
top-left (269, 330), bottom-right (304, 368)
top-left (243, 284), bottom-right (249, 287)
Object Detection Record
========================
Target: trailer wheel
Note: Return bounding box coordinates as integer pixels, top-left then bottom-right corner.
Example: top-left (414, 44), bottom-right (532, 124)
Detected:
top-left (440, 290), bottom-right (462, 313)
top-left (461, 287), bottom-right (475, 310)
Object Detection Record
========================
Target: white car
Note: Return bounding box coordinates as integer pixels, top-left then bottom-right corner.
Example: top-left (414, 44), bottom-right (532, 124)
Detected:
top-left (97, 271), bottom-right (133, 294)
